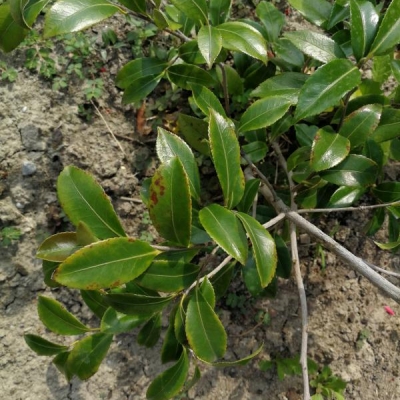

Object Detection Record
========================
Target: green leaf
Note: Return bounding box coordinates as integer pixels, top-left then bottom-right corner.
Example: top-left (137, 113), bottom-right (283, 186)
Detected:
top-left (174, 298), bottom-right (188, 344)
top-left (104, 293), bottom-right (174, 316)
top-left (287, 146), bottom-right (311, 172)
top-left (177, 114), bottom-right (210, 156)
top-left (328, 186), bottom-right (366, 207)
top-left (170, 0), bottom-right (208, 24)
top-left (365, 207), bottom-right (385, 235)
top-left (203, 343), bottom-right (263, 367)
top-left (339, 104), bottom-right (382, 148)
top-left (118, 0), bottom-right (146, 14)
top-left (146, 348), bottom-right (190, 400)
top-left (392, 60), bottom-right (400, 82)
top-left (209, 0), bottom-right (231, 25)
top-left (57, 166), bottom-right (126, 239)
top-left (156, 128), bottom-right (201, 202)
top-left (136, 260), bottom-right (200, 292)
top-left (242, 141), bottom-right (268, 163)
top-left (372, 182), bottom-right (400, 202)
top-left (10, 0), bottom-right (49, 29)
top-left (327, 1), bottom-right (350, 30)
top-left (239, 96), bottom-right (293, 133)
top-left (371, 108), bottom-right (400, 143)
top-left (350, 0), bottom-right (379, 60)
top-left (363, 139), bottom-right (384, 168)
top-left (237, 213), bottom-right (277, 288)
top-left (199, 277), bottom-right (216, 308)
top-left (167, 64), bottom-right (214, 90)
top-left (210, 261), bottom-right (235, 300)
top-left (288, 0), bottom-right (332, 26)
top-left (185, 287), bottom-right (227, 362)
top-left (295, 59), bottom-right (361, 121)
top-left (374, 238), bottom-right (400, 250)
top-left (100, 307), bottom-right (147, 334)
top-left (24, 334), bottom-right (68, 356)
top-left (54, 238), bottom-right (159, 290)
top-left (178, 40), bottom-right (206, 65)
top-left (37, 296), bottom-right (90, 335)
top-left (310, 128), bottom-right (350, 172)
top-left (256, 1), bottom-right (285, 43)
top-left (81, 290), bottom-right (108, 319)
top-left (191, 83), bottom-right (226, 117)
top-left (198, 25), bottom-right (222, 68)
top-left (52, 352), bottom-right (73, 381)
top-left (272, 38), bottom-right (304, 71)
top-left (199, 204), bottom-right (248, 264)
top-left (0, 4), bottom-right (28, 52)
top-left (149, 157), bottom-right (192, 246)
top-left (161, 306), bottom-right (183, 364)
top-left (42, 260), bottom-right (61, 288)
top-left (237, 179), bottom-right (261, 213)
top-left (67, 333), bottom-right (113, 380)
top-left (37, 232), bottom-right (80, 262)
top-left (122, 74), bottom-right (163, 104)
top-left (284, 31), bottom-right (345, 63)
top-left (275, 234), bottom-right (292, 279)
top-left (216, 64), bottom-right (244, 96)
top-left (209, 110), bottom-right (244, 208)
top-left (369, 0), bottom-right (400, 56)
top-left (243, 255), bottom-right (263, 296)
top-left (137, 313), bottom-right (162, 347)
top-left (320, 154), bottom-right (378, 186)
top-left (9, 0), bottom-right (30, 28)
top-left (373, 54), bottom-right (392, 84)
top-left (218, 21), bottom-right (268, 63)
top-left (44, 0), bottom-right (120, 38)
top-left (116, 58), bottom-right (167, 89)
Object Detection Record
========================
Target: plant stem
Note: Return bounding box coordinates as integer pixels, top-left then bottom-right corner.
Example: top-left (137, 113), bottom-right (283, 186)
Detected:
top-left (298, 201), bottom-right (400, 214)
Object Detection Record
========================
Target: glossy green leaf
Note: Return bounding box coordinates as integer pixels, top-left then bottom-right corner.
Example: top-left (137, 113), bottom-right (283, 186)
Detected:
top-left (137, 313), bottom-right (162, 348)
top-left (216, 64), bottom-right (244, 96)
top-left (284, 31), bottom-right (345, 63)
top-left (179, 40), bottom-right (207, 65)
top-left (9, 0), bottom-right (30, 29)
top-left (237, 212), bottom-right (277, 288)
top-left (272, 38), bottom-right (304, 71)
top-left (10, 0), bottom-right (49, 29)
top-left (310, 128), bottom-right (350, 172)
top-left (199, 204), bottom-right (248, 264)
top-left (209, 0), bottom-right (231, 25)
top-left (116, 58), bottom-right (167, 89)
top-left (320, 154), bottom-right (377, 186)
top-left (149, 157), bottom-right (191, 246)
top-left (218, 21), bottom-right (268, 63)
top-left (24, 334), bottom-right (69, 356)
top-left (122, 74), bottom-right (163, 104)
top-left (186, 287), bottom-right (227, 362)
top-left (372, 54), bottom-right (392, 84)
top-left (363, 138), bottom-right (384, 168)
top-left (118, 0), bottom-right (146, 13)
top-left (44, 0), bottom-right (120, 38)
top-left (156, 128), bottom-right (201, 202)
top-left (54, 238), bottom-right (159, 290)
top-left (327, 1), bottom-right (350, 30)
top-left (237, 179), bottom-right (260, 213)
top-left (369, 0), bottom-right (400, 56)
top-left (57, 166), bottom-right (125, 239)
top-left (339, 104), bottom-right (382, 148)
top-left (52, 352), bottom-right (73, 381)
top-left (327, 186), bottom-right (366, 207)
top-left (287, 146), bottom-right (311, 172)
top-left (174, 298), bottom-right (188, 344)
top-left (256, 1), bottom-right (285, 43)
top-left (146, 348), bottom-right (189, 400)
top-left (203, 343), bottom-right (263, 367)
top-left (243, 61), bottom-right (276, 89)
top-left (42, 260), bottom-right (61, 288)
top-left (76, 221), bottom-right (98, 246)
top-left (161, 306), bottom-right (183, 364)
top-left (350, 0), bottom-right (379, 60)
top-left (239, 96), bottom-right (293, 133)
top-left (167, 64), bottom-right (214, 90)
top-left (295, 59), bottom-right (361, 121)
top-left (374, 238), bottom-right (400, 250)
top-left (199, 277), bottom-right (216, 308)
top-left (183, 365), bottom-right (201, 392)
top-left (170, 0), bottom-right (208, 24)
top-left (242, 141), bottom-right (268, 163)
top-left (209, 110), bottom-right (244, 208)
top-left (67, 333), bottom-right (113, 380)
top-left (177, 114), bottom-right (210, 156)
top-left (0, 4), bottom-right (28, 52)
top-left (38, 296), bottom-right (90, 335)
top-left (100, 307), bottom-right (147, 334)
top-left (81, 290), bottom-right (108, 319)
top-left (372, 182), bottom-right (400, 202)
top-left (210, 261), bottom-right (235, 300)
top-left (275, 235), bottom-right (292, 279)
top-left (371, 108), bottom-right (400, 143)
top-left (288, 0), bottom-right (332, 26)
top-left (136, 260), bottom-right (200, 292)
top-left (37, 232), bottom-right (79, 262)
top-left (191, 83), bottom-right (226, 117)
top-left (392, 60), bottom-right (400, 82)
top-left (198, 25), bottom-right (222, 68)
top-left (104, 293), bottom-right (174, 316)
top-left (295, 124), bottom-right (318, 147)
top-left (365, 207), bottom-right (385, 236)
top-left (243, 255), bottom-right (263, 296)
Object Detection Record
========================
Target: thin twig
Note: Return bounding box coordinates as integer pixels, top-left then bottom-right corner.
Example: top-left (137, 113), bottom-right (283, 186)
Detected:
top-left (298, 201), bottom-right (400, 214)
top-left (366, 262), bottom-right (400, 279)
top-left (262, 213), bottom-right (286, 230)
top-left (90, 100), bottom-right (127, 159)
top-left (120, 196), bottom-right (143, 203)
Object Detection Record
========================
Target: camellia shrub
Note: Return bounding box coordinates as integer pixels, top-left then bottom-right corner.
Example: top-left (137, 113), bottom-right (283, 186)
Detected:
top-left (2, 0), bottom-right (400, 398)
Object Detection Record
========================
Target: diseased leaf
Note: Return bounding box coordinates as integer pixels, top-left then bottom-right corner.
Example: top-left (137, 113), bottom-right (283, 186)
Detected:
top-left (209, 110), bottom-right (244, 208)
top-left (146, 348), bottom-right (189, 400)
top-left (54, 238), bottom-right (159, 290)
top-left (149, 157), bottom-right (192, 246)
top-left (24, 334), bottom-right (69, 356)
top-left (57, 166), bottom-right (126, 239)
top-left (37, 232), bottom-right (80, 262)
top-left (137, 314), bottom-right (162, 348)
top-left (185, 287), bottom-right (227, 362)
top-left (199, 204), bottom-right (248, 265)
top-left (67, 333), bottom-right (113, 380)
top-left (198, 25), bottom-right (222, 68)
top-left (44, 0), bottom-right (120, 38)
top-left (100, 307), bottom-right (147, 334)
top-left (295, 59), bottom-right (361, 121)
top-left (237, 213), bottom-right (277, 288)
top-left (38, 296), bottom-right (90, 335)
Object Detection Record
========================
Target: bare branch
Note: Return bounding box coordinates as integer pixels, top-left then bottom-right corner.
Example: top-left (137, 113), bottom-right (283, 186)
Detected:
top-left (298, 201), bottom-right (400, 214)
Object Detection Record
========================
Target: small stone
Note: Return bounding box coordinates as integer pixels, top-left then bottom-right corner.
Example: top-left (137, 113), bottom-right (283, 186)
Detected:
top-left (19, 124), bottom-right (46, 151)
top-left (22, 160), bottom-right (37, 176)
